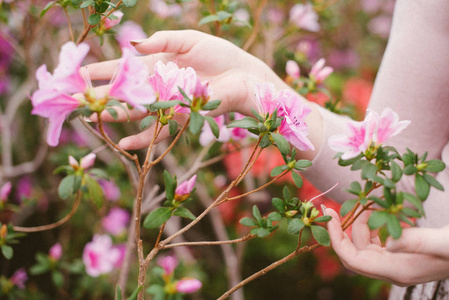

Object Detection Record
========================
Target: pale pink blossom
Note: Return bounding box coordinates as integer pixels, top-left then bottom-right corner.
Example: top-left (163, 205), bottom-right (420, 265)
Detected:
top-left (150, 0), bottom-right (182, 18)
top-left (368, 15), bottom-right (392, 38)
top-left (328, 108), bottom-right (410, 159)
top-left (103, 11), bottom-right (123, 29)
top-left (267, 8), bottom-right (283, 25)
top-left (101, 207), bottom-right (130, 236)
top-left (310, 58), bottom-right (333, 84)
top-left (175, 175), bottom-right (197, 198)
top-left (99, 179), bottom-right (121, 201)
top-left (253, 82), bottom-right (282, 115)
top-left (113, 244), bottom-right (126, 268)
top-left (289, 3), bottom-right (320, 32)
top-left (116, 21), bottom-right (147, 54)
top-left (176, 278), bottom-right (202, 293)
top-left (200, 114), bottom-right (248, 146)
top-left (80, 153), bottom-right (96, 170)
top-left (0, 181), bottom-right (12, 201)
top-left (286, 60), bottom-right (300, 80)
top-left (109, 48), bottom-right (156, 111)
top-left (10, 268), bottom-right (27, 289)
top-left (296, 39), bottom-right (321, 62)
top-left (49, 243), bottom-right (62, 261)
top-left (158, 255), bottom-right (178, 276)
top-left (69, 156), bottom-right (79, 168)
top-left (233, 8), bottom-right (250, 26)
top-left (82, 234), bottom-right (122, 277)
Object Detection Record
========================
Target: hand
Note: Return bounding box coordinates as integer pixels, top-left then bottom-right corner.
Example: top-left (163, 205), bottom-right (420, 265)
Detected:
top-left (85, 30), bottom-right (288, 150)
top-left (325, 207), bottom-right (449, 286)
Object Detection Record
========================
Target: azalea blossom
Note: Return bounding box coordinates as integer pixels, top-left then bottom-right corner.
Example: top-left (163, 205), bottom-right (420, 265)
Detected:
top-left (103, 11), bottom-right (123, 30)
top-left (0, 181), bottom-right (12, 201)
top-left (101, 207), bottom-right (130, 236)
top-left (99, 179), bottom-right (121, 201)
top-left (289, 3), bottom-right (320, 32)
top-left (286, 60), bottom-right (300, 80)
top-left (109, 48), bottom-right (156, 111)
top-left (175, 175), bottom-right (196, 201)
top-left (116, 21), bottom-right (147, 54)
top-left (10, 268), bottom-right (27, 289)
top-left (328, 108), bottom-right (410, 159)
top-left (150, 0), bottom-right (182, 18)
top-left (253, 82), bottom-right (314, 151)
top-left (310, 58), bottom-right (333, 84)
top-left (176, 278), bottom-right (202, 293)
top-left (158, 255), bottom-right (178, 276)
top-left (68, 153), bottom-right (96, 170)
top-left (49, 243), bottom-right (62, 261)
top-left (82, 234), bottom-right (122, 277)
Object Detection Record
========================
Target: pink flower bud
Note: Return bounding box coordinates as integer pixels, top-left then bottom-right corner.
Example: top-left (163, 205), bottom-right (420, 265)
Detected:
top-left (49, 243), bottom-right (62, 260)
top-left (286, 60), bottom-right (300, 80)
top-left (80, 153), bottom-right (96, 170)
top-left (174, 175), bottom-right (196, 201)
top-left (176, 278), bottom-right (202, 294)
top-left (0, 181), bottom-right (12, 201)
top-left (104, 11), bottom-right (124, 30)
top-left (158, 255), bottom-right (178, 276)
top-left (10, 268), bottom-right (27, 289)
top-left (310, 58), bottom-right (333, 83)
top-left (68, 156), bottom-right (79, 169)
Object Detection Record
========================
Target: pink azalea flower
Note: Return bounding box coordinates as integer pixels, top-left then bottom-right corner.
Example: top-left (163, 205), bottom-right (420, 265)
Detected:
top-left (286, 60), bottom-right (300, 80)
top-left (80, 153), bottom-right (96, 169)
top-left (253, 82), bottom-right (282, 115)
top-left (0, 181), bottom-right (12, 201)
top-left (16, 176), bottom-right (32, 200)
top-left (109, 48), bottom-right (156, 111)
top-left (10, 268), bottom-right (27, 289)
top-left (82, 234), bottom-right (122, 277)
top-left (101, 207), bottom-right (130, 236)
top-left (116, 21), bottom-right (147, 54)
top-left (176, 278), bottom-right (202, 294)
top-left (231, 113), bottom-right (250, 141)
top-left (199, 113), bottom-right (249, 146)
top-left (175, 175), bottom-right (197, 199)
top-left (289, 3), bottom-right (320, 32)
top-left (49, 243), bottom-right (62, 261)
top-left (99, 179), bottom-right (121, 201)
top-left (113, 244), bottom-right (126, 268)
top-left (158, 255), bottom-right (178, 276)
top-left (328, 108), bottom-right (410, 159)
top-left (150, 0), bottom-right (182, 18)
top-left (103, 11), bottom-right (123, 30)
top-left (368, 15), bottom-right (392, 38)
top-left (310, 58), bottom-right (333, 84)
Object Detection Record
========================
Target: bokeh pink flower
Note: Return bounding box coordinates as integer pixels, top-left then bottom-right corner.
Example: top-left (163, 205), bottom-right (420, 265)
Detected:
top-left (82, 234), bottom-right (122, 277)
top-left (49, 243), bottom-right (62, 261)
top-left (0, 181), bottom-right (12, 201)
top-left (102, 207), bottom-right (130, 236)
top-left (158, 255), bottom-right (178, 276)
top-left (176, 278), bottom-right (202, 294)
top-left (289, 3), bottom-right (320, 32)
top-left (10, 268), bottom-right (27, 289)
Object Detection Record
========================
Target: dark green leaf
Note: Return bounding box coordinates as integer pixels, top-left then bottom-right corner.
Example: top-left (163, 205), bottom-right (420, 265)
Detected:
top-left (168, 119), bottom-right (178, 135)
top-left (88, 13), bottom-right (101, 25)
top-left (270, 165), bottom-right (286, 177)
top-left (163, 170), bottom-right (176, 201)
top-left (122, 0), bottom-right (137, 7)
top-left (204, 116), bottom-right (219, 138)
top-left (403, 192), bottom-right (424, 215)
top-left (367, 211), bottom-right (389, 230)
top-left (252, 205), bottom-right (262, 222)
top-left (85, 176), bottom-right (104, 208)
top-left (259, 133), bottom-right (271, 148)
top-left (338, 153), bottom-right (363, 167)
top-left (368, 196), bottom-right (389, 209)
top-left (149, 100), bottom-right (183, 111)
top-left (202, 100), bottom-right (221, 111)
top-left (143, 207), bottom-right (172, 229)
top-left (95, 1), bottom-right (109, 13)
top-left (314, 215), bottom-right (332, 223)
top-left (189, 111), bottom-right (205, 135)
top-left (294, 159), bottom-right (312, 170)
top-left (140, 115), bottom-right (157, 131)
top-left (71, 0), bottom-right (82, 6)
top-left (287, 218), bottom-right (305, 234)
top-left (401, 207), bottom-right (421, 218)
top-left (390, 161), bottom-right (403, 182)
top-left (291, 171), bottom-right (303, 188)
top-left (415, 173), bottom-right (430, 201)
top-left (311, 225), bottom-right (330, 246)
top-left (383, 177), bottom-right (395, 189)
top-left (346, 181), bottom-right (362, 195)
top-left (402, 152), bottom-right (415, 166)
top-left (387, 215), bottom-right (402, 239)
top-left (227, 117), bottom-right (258, 129)
top-left (239, 217), bottom-right (257, 227)
top-left (173, 207), bottom-right (195, 220)
top-left (30, 262), bottom-right (50, 275)
top-left (424, 159), bottom-right (446, 173)
top-left (423, 173), bottom-right (444, 191)
top-left (271, 133), bottom-right (290, 155)
top-left (198, 14), bottom-right (219, 26)
top-left (403, 165), bottom-right (417, 175)
top-left (1, 245), bottom-right (13, 259)
top-left (251, 109), bottom-right (264, 122)
top-left (267, 212), bottom-right (282, 222)
top-left (339, 199), bottom-right (358, 216)
top-left (272, 198), bottom-right (285, 213)
top-left (53, 165), bottom-right (73, 175)
top-left (361, 163), bottom-right (378, 180)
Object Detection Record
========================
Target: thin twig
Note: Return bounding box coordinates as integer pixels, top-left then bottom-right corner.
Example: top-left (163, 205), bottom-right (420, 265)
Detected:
top-left (242, 0), bottom-right (268, 51)
top-left (63, 7), bottom-right (75, 42)
top-left (164, 234), bottom-right (255, 249)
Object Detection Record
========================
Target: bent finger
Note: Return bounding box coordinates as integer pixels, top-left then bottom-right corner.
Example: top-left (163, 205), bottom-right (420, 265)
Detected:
top-left (352, 209), bottom-right (374, 250)
top-left (133, 30), bottom-right (205, 55)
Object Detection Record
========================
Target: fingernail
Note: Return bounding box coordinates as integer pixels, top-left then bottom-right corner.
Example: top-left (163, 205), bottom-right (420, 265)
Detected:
top-left (83, 116), bottom-right (92, 123)
top-left (321, 204), bottom-right (328, 216)
top-left (130, 39), bottom-right (147, 46)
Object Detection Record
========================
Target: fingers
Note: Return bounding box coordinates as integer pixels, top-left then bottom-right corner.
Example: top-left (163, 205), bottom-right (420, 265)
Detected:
top-left (386, 225), bottom-right (449, 258)
top-left (133, 30), bottom-right (205, 55)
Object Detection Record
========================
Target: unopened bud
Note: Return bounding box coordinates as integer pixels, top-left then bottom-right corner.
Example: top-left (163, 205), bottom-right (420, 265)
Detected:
top-left (285, 210), bottom-right (298, 218)
top-left (0, 224), bottom-right (7, 240)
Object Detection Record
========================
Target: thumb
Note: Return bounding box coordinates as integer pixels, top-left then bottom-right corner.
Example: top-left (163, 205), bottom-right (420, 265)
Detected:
top-left (386, 225), bottom-right (449, 258)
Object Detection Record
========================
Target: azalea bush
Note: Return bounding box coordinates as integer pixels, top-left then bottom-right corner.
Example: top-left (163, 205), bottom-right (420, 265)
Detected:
top-left (0, 0), bottom-right (444, 300)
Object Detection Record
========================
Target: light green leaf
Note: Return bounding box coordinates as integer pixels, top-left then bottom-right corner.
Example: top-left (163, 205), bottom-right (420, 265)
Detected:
top-left (143, 207), bottom-right (172, 229)
top-left (252, 205), bottom-right (262, 222)
top-left (58, 175), bottom-right (76, 200)
top-left (272, 198), bottom-right (285, 213)
top-left (173, 207), bottom-right (195, 220)
top-left (202, 100), bottom-right (221, 111)
top-left (199, 14), bottom-right (219, 26)
top-left (270, 165), bottom-right (286, 177)
top-left (311, 225), bottom-right (330, 246)
top-left (239, 217), bottom-right (257, 227)
top-left (88, 13), bottom-right (101, 25)
top-left (140, 115), bottom-right (157, 131)
top-left (122, 0), bottom-right (137, 7)
top-left (168, 119), bottom-right (178, 136)
top-left (291, 171), bottom-right (303, 188)
top-left (267, 212), bottom-right (282, 222)
top-left (294, 159), bottom-right (312, 170)
top-left (423, 173), bottom-right (444, 191)
top-left (415, 173), bottom-right (430, 201)
top-left (189, 111), bottom-right (205, 135)
top-left (339, 199), bottom-right (358, 216)
top-left (314, 215), bottom-right (332, 223)
top-left (387, 215), bottom-right (402, 239)
top-left (227, 117), bottom-right (258, 129)
top-left (424, 159), bottom-right (446, 173)
top-left (367, 211), bottom-right (389, 230)
top-left (287, 218), bottom-right (305, 234)
top-left (2, 245), bottom-right (13, 259)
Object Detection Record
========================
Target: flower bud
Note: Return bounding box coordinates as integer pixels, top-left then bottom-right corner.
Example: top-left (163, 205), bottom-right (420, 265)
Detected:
top-left (176, 278), bottom-right (202, 294)
top-left (10, 268), bottom-right (27, 289)
top-left (286, 60), bottom-right (300, 80)
top-left (285, 210), bottom-right (298, 218)
top-left (49, 243), bottom-right (62, 261)
top-left (174, 175), bottom-right (196, 202)
top-left (0, 181), bottom-right (12, 202)
top-left (310, 58), bottom-right (333, 84)
top-left (104, 11), bottom-right (124, 30)
top-left (80, 153), bottom-right (96, 170)
top-left (68, 156), bottom-right (79, 169)
top-left (158, 255), bottom-right (178, 276)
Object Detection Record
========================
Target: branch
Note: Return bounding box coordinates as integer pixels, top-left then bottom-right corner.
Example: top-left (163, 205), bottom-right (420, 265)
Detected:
top-left (163, 234), bottom-right (255, 249)
top-left (242, 0), bottom-right (268, 51)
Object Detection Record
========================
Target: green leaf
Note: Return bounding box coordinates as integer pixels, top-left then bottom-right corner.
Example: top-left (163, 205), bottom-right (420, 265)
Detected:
top-left (116, 285), bottom-right (122, 300)
top-left (127, 285), bottom-right (143, 300)
top-left (30, 262), bottom-right (50, 275)
top-left (339, 199), bottom-right (358, 216)
top-left (294, 159), bottom-right (312, 170)
top-left (314, 215), bottom-right (332, 223)
top-left (168, 119), bottom-right (179, 136)
top-left (80, 0), bottom-right (95, 8)
top-left (204, 116), bottom-right (219, 138)
top-left (89, 168), bottom-right (109, 180)
top-left (53, 165), bottom-right (73, 175)
top-left (122, 0), bottom-right (137, 7)
top-left (88, 13), bottom-right (101, 25)
top-left (267, 212), bottom-right (282, 222)
top-left (401, 207), bottom-right (421, 218)
top-left (149, 100), bottom-right (183, 111)
top-left (338, 153), bottom-right (363, 166)
top-left (52, 271), bottom-right (64, 287)
top-left (346, 181), bottom-right (362, 195)
top-left (423, 173), bottom-right (444, 191)
top-left (71, 0), bottom-right (82, 6)
top-left (361, 163), bottom-right (378, 180)
top-left (271, 133), bottom-right (290, 156)
top-left (291, 171), bottom-right (303, 188)
top-left (199, 14), bottom-right (219, 26)
top-left (58, 175), bottom-right (76, 200)
top-left (252, 205), bottom-right (262, 222)
top-left (189, 111), bottom-right (205, 135)
top-left (311, 225), bottom-right (330, 246)
top-left (386, 215), bottom-right (402, 239)
top-left (368, 196), bottom-right (389, 209)
top-left (367, 211), bottom-right (389, 230)
top-left (202, 100), bottom-right (221, 111)
top-left (143, 207), bottom-right (172, 229)
top-left (251, 109), bottom-right (264, 122)
top-left (287, 218), bottom-right (305, 234)
top-left (227, 117), bottom-right (258, 129)
top-left (41, 1), bottom-right (57, 16)
top-left (251, 227), bottom-right (271, 238)
top-left (415, 173), bottom-right (430, 201)
top-left (403, 165), bottom-right (417, 175)
top-left (272, 198), bottom-right (285, 213)
top-left (140, 115), bottom-right (157, 131)
top-left (390, 161), bottom-right (403, 182)
top-left (270, 165), bottom-right (286, 177)
top-left (1, 245), bottom-right (13, 259)
top-left (95, 1), bottom-right (109, 13)
top-left (146, 285), bottom-right (165, 300)
top-left (239, 217), bottom-right (257, 227)
top-left (85, 175), bottom-right (104, 208)
top-left (283, 186), bottom-right (291, 200)
top-left (424, 159), bottom-right (446, 173)
top-left (259, 133), bottom-right (271, 148)
top-left (216, 10), bottom-right (232, 21)
top-left (178, 87), bottom-right (192, 103)
top-left (173, 207), bottom-right (195, 220)
top-left (163, 170), bottom-right (176, 201)
top-left (403, 193), bottom-right (424, 215)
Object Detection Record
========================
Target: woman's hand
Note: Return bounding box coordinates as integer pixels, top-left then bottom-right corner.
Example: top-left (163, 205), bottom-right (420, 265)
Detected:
top-left (325, 207), bottom-right (449, 286)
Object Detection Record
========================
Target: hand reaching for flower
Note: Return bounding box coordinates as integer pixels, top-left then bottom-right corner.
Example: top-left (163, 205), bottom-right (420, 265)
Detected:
top-left (325, 208), bottom-right (449, 286)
